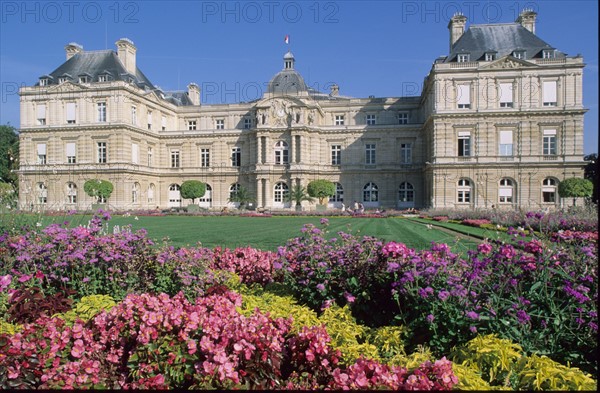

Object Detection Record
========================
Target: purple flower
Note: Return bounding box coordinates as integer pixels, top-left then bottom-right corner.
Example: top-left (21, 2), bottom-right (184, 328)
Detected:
top-left (82, 277), bottom-right (91, 283)
top-left (426, 314), bottom-right (435, 323)
top-left (320, 218), bottom-right (329, 226)
top-left (0, 274), bottom-right (12, 290)
top-left (516, 310), bottom-right (531, 324)
top-left (18, 274), bottom-right (32, 283)
top-left (316, 283), bottom-right (326, 292)
top-left (469, 326), bottom-right (477, 333)
top-left (466, 311), bottom-right (479, 320)
top-left (344, 292), bottom-right (356, 303)
top-left (438, 290), bottom-right (450, 301)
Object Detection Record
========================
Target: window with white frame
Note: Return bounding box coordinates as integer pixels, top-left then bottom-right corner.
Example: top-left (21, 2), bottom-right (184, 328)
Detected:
top-left (171, 150), bottom-right (180, 168)
top-left (98, 74), bottom-right (109, 82)
top-left (244, 118), bottom-right (252, 129)
top-left (131, 106), bottom-right (137, 125)
top-left (399, 182), bottom-right (414, 202)
top-left (398, 112), bottom-right (409, 125)
top-left (97, 142), bottom-right (107, 163)
top-left (274, 182), bottom-right (288, 203)
top-left (66, 102), bottom-right (76, 124)
top-left (331, 145), bottom-right (341, 165)
top-left (131, 143), bottom-right (139, 164)
top-left (457, 179), bottom-right (471, 203)
top-left (66, 142), bottom-right (76, 164)
top-left (335, 115), bottom-right (345, 125)
top-left (201, 148), bottom-right (210, 167)
top-left (485, 52), bottom-right (496, 61)
top-left (231, 147), bottom-right (241, 167)
top-left (229, 183), bottom-right (241, 200)
top-left (188, 120), bottom-right (196, 130)
top-left (542, 49), bottom-right (555, 59)
top-left (543, 81), bottom-right (557, 106)
top-left (147, 111), bottom-right (152, 130)
top-left (58, 76), bottom-right (69, 84)
top-left (499, 130), bottom-right (513, 156)
top-left (199, 184), bottom-right (212, 202)
top-left (363, 182), bottom-right (378, 202)
top-left (457, 53), bottom-right (470, 63)
top-left (79, 75), bottom-right (89, 84)
top-left (161, 116), bottom-right (166, 131)
top-left (274, 141), bottom-right (289, 165)
top-left (37, 104), bottom-right (46, 125)
top-left (147, 147), bottom-right (153, 166)
top-left (37, 182), bottom-right (47, 204)
top-left (329, 182), bottom-right (344, 202)
top-left (400, 143), bottom-right (412, 164)
top-left (168, 184), bottom-right (181, 204)
top-left (366, 114), bottom-right (376, 125)
top-left (513, 50), bottom-right (526, 59)
top-left (499, 82), bottom-right (513, 107)
top-left (97, 102), bottom-right (106, 122)
top-left (148, 183), bottom-right (155, 203)
top-left (458, 131), bottom-right (471, 156)
top-left (132, 182), bottom-right (140, 203)
top-left (542, 178), bottom-right (558, 203)
top-left (457, 84), bottom-right (471, 109)
top-left (37, 143), bottom-right (47, 164)
top-left (499, 178), bottom-right (514, 203)
top-left (39, 78), bottom-right (49, 86)
top-left (216, 119), bottom-right (224, 129)
top-left (365, 143), bottom-right (376, 165)
top-left (543, 129), bottom-right (557, 155)
top-left (67, 182), bottom-right (77, 204)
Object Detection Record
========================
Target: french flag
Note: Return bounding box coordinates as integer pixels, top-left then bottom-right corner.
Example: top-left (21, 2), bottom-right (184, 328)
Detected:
top-left (284, 35), bottom-right (289, 44)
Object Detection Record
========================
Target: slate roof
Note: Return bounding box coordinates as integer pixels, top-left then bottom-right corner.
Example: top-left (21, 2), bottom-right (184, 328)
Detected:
top-left (446, 23), bottom-right (565, 62)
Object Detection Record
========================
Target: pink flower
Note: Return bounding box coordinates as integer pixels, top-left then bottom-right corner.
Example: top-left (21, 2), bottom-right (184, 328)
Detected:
top-left (477, 242), bottom-right (493, 254)
top-left (17, 274), bottom-right (32, 283)
top-left (71, 339), bottom-right (85, 358)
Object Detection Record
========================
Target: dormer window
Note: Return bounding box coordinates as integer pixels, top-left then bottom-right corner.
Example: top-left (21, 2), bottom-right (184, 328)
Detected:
top-left (58, 77), bottom-right (69, 84)
top-left (98, 75), bottom-right (108, 82)
top-left (78, 75), bottom-right (90, 84)
top-left (542, 49), bottom-right (555, 59)
top-left (484, 52), bottom-right (496, 61)
top-left (513, 50), bottom-right (526, 59)
top-left (457, 53), bottom-right (470, 63)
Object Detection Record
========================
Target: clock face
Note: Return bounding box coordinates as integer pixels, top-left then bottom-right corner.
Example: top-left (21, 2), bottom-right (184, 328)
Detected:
top-left (277, 108), bottom-right (285, 117)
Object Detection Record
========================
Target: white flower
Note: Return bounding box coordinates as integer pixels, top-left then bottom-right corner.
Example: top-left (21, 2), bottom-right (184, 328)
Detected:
top-left (134, 216), bottom-right (139, 220)
top-left (36, 222), bottom-right (42, 227)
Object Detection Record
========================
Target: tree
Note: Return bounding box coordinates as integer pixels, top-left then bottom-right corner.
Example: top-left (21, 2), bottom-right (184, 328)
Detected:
top-left (83, 179), bottom-right (114, 203)
top-left (584, 154), bottom-right (598, 204)
top-left (307, 179), bottom-right (335, 205)
top-left (0, 182), bottom-right (17, 209)
top-left (558, 177), bottom-right (593, 206)
top-left (180, 180), bottom-right (206, 204)
top-left (286, 184), bottom-right (315, 208)
top-left (228, 186), bottom-right (255, 209)
top-left (0, 124), bottom-right (19, 187)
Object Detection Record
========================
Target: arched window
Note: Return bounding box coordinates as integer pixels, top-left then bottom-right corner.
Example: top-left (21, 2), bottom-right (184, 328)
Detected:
top-left (363, 182), bottom-right (378, 202)
top-left (542, 178), bottom-right (558, 203)
top-left (168, 184), bottom-right (181, 207)
top-left (37, 182), bottom-right (47, 204)
top-left (499, 178), bottom-right (515, 203)
top-left (229, 183), bottom-right (241, 200)
top-left (148, 183), bottom-right (155, 203)
top-left (132, 182), bottom-right (140, 203)
top-left (199, 184), bottom-right (212, 202)
top-left (457, 179), bottom-right (472, 203)
top-left (399, 182), bottom-right (414, 202)
top-left (274, 141), bottom-right (289, 165)
top-left (274, 182), bottom-right (288, 202)
top-left (329, 182), bottom-right (344, 202)
top-left (66, 182), bottom-right (77, 204)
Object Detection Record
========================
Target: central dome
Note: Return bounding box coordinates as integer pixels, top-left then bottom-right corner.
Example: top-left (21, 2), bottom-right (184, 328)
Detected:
top-left (266, 51), bottom-right (308, 96)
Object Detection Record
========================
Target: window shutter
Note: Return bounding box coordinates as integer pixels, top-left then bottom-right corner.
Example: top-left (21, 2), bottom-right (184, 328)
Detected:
top-left (66, 102), bottom-right (76, 121)
top-left (66, 142), bottom-right (76, 156)
top-left (499, 130), bottom-right (513, 144)
top-left (37, 144), bottom-right (47, 155)
top-left (132, 143), bottom-right (139, 164)
top-left (161, 116), bottom-right (166, 128)
top-left (37, 104), bottom-right (46, 119)
top-left (543, 81), bottom-right (557, 103)
top-left (147, 112), bottom-right (152, 125)
top-left (457, 84), bottom-right (470, 105)
top-left (499, 83), bottom-right (512, 103)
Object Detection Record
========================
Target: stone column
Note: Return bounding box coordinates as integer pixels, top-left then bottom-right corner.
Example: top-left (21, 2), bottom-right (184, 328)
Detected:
top-left (256, 178), bottom-right (263, 207)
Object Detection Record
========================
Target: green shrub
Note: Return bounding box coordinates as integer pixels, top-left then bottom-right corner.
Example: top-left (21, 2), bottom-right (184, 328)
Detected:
top-left (55, 294), bottom-right (117, 325)
top-left (180, 180), bottom-right (206, 204)
top-left (517, 354), bottom-right (597, 391)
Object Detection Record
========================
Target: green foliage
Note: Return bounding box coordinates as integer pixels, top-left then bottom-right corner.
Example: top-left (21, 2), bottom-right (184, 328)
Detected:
top-left (558, 177), bottom-right (593, 205)
top-left (0, 124), bottom-right (19, 186)
top-left (368, 326), bottom-right (407, 362)
top-left (307, 179), bottom-right (335, 205)
top-left (228, 185), bottom-right (255, 209)
top-left (584, 153), bottom-right (598, 204)
top-left (0, 182), bottom-right (16, 210)
top-left (54, 295), bottom-right (117, 325)
top-left (83, 179), bottom-right (114, 202)
top-left (180, 180), bottom-right (206, 204)
top-left (517, 354), bottom-right (597, 391)
top-left (0, 319), bottom-right (21, 335)
top-left (285, 184), bottom-right (315, 207)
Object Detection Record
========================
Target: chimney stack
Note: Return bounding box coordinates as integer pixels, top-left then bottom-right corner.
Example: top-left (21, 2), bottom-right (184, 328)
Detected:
top-left (65, 42), bottom-right (83, 60)
top-left (516, 9), bottom-right (537, 34)
top-left (330, 84), bottom-right (339, 96)
top-left (448, 13), bottom-right (467, 51)
top-left (187, 83), bottom-right (201, 105)
top-left (115, 38), bottom-right (137, 75)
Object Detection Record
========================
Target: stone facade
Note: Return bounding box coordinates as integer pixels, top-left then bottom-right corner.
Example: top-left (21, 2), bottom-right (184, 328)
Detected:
top-left (18, 11), bottom-right (586, 211)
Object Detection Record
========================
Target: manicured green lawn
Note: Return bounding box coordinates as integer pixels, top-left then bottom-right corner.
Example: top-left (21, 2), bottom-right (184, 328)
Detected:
top-left (32, 214), bottom-right (481, 252)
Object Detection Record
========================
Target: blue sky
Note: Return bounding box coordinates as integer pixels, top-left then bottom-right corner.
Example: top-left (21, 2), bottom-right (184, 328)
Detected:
top-left (1, 0), bottom-right (597, 154)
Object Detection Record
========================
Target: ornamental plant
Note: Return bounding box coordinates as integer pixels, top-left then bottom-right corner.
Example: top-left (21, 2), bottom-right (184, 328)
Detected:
top-left (180, 180), bottom-right (206, 204)
top-left (83, 179), bottom-right (113, 203)
top-left (558, 177), bottom-right (593, 206)
top-left (307, 179), bottom-right (335, 205)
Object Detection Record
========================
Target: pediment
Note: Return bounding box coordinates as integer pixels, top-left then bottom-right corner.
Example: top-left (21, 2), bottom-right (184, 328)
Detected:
top-left (481, 55), bottom-right (538, 69)
top-left (47, 81), bottom-right (84, 93)
top-left (253, 97), bottom-right (324, 127)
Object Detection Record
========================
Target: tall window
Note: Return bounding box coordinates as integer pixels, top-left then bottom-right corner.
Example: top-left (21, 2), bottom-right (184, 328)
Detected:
top-left (97, 142), bottom-right (107, 163)
top-left (499, 178), bottom-right (514, 203)
top-left (457, 84), bottom-right (471, 109)
top-left (543, 81), bottom-right (557, 106)
top-left (147, 111), bottom-right (152, 130)
top-left (229, 183), bottom-right (241, 200)
top-left (188, 120), bottom-right (197, 130)
top-left (499, 82), bottom-right (513, 108)
top-left (148, 147), bottom-right (153, 166)
top-left (148, 183), bottom-right (155, 203)
top-left (201, 148), bottom-right (210, 167)
top-left (67, 182), bottom-right (77, 204)
top-left (231, 147), bottom-right (241, 167)
top-left (199, 184), bottom-right (212, 203)
top-left (37, 143), bottom-right (47, 165)
top-left (398, 112), bottom-right (409, 125)
top-left (366, 114), bottom-right (376, 125)
top-left (131, 106), bottom-right (137, 125)
top-left (79, 76), bottom-right (90, 84)
top-left (132, 182), bottom-right (140, 203)
top-left (37, 182), bottom-right (47, 204)
top-left (171, 150), bottom-right (180, 168)
top-left (400, 143), bottom-right (412, 164)
top-left (457, 179), bottom-right (471, 203)
top-left (335, 115), bottom-right (345, 125)
top-left (168, 184), bottom-right (181, 205)
top-left (274, 182), bottom-right (288, 203)
top-left (513, 50), bottom-right (525, 59)
top-left (457, 53), bottom-right (470, 63)
top-left (542, 49), bottom-right (555, 59)
top-left (66, 102), bottom-right (76, 124)
top-left (216, 119), bottom-right (224, 129)
top-left (161, 116), bottom-right (167, 131)
top-left (399, 182), bottom-right (414, 202)
top-left (37, 104), bottom-right (46, 125)
top-left (542, 178), bottom-right (558, 203)
top-left (499, 130), bottom-right (513, 156)
top-left (543, 129), bottom-right (557, 155)
top-left (331, 145), bottom-right (341, 165)
top-left (458, 132), bottom-right (471, 157)
top-left (365, 143), bottom-right (376, 165)
top-left (274, 141), bottom-right (289, 165)
top-left (363, 182), bottom-right (378, 202)
top-left (98, 74), bottom-right (109, 82)
top-left (97, 102), bottom-right (106, 122)
top-left (66, 142), bottom-right (76, 164)
top-left (244, 118), bottom-right (252, 129)
top-left (329, 182), bottom-right (344, 202)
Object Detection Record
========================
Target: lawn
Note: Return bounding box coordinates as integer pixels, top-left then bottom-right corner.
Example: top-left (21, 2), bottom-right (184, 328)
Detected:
top-left (34, 214), bottom-right (481, 252)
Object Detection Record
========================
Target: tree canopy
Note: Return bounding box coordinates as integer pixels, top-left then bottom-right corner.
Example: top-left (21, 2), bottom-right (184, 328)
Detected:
top-left (307, 179), bottom-right (335, 205)
top-left (558, 177), bottom-right (593, 206)
top-left (83, 179), bottom-right (114, 203)
top-left (0, 125), bottom-right (19, 186)
top-left (180, 180), bottom-right (206, 204)
top-left (584, 154), bottom-right (598, 204)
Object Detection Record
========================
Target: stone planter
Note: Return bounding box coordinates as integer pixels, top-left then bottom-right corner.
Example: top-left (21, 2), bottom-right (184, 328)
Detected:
top-left (315, 204), bottom-right (327, 212)
top-left (187, 204), bottom-right (200, 212)
top-left (91, 203), bottom-right (106, 211)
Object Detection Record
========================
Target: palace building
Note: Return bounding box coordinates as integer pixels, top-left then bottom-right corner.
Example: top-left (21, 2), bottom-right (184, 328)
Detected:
top-left (18, 10), bottom-right (586, 211)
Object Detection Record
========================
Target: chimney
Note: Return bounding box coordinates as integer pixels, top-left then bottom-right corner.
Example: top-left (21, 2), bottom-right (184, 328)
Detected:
top-left (187, 83), bottom-right (201, 105)
top-left (330, 84), bottom-right (339, 96)
top-left (115, 38), bottom-right (137, 75)
top-left (448, 13), bottom-right (467, 51)
top-left (516, 9), bottom-right (537, 34)
top-left (65, 42), bottom-right (83, 60)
